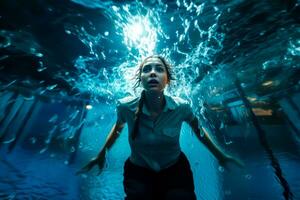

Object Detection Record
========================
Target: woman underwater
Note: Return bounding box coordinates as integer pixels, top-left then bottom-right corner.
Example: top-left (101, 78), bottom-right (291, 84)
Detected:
top-left (77, 55), bottom-right (242, 200)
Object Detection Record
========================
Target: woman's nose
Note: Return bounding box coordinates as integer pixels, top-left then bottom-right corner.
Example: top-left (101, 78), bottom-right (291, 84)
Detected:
top-left (150, 72), bottom-right (157, 77)
top-left (150, 69), bottom-right (157, 77)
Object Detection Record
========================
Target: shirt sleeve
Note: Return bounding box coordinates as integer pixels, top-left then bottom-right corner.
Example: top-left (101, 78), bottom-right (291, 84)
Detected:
top-left (182, 103), bottom-right (196, 123)
top-left (116, 101), bottom-right (126, 123)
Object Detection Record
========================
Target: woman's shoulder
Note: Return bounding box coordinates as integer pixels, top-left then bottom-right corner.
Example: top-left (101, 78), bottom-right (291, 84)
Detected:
top-left (165, 95), bottom-right (190, 109)
top-left (117, 95), bottom-right (139, 110)
top-left (168, 95), bottom-right (189, 104)
top-left (167, 95), bottom-right (195, 121)
top-left (166, 95), bottom-right (189, 106)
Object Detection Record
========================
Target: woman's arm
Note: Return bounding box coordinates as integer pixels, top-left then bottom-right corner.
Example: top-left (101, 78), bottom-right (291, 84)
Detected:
top-left (76, 119), bottom-right (125, 175)
top-left (96, 120), bottom-right (125, 158)
top-left (187, 118), bottom-right (243, 167)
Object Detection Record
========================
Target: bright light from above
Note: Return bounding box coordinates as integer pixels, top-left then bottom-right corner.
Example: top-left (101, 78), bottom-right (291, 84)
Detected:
top-left (123, 16), bottom-right (157, 57)
top-left (129, 23), bottom-right (143, 38)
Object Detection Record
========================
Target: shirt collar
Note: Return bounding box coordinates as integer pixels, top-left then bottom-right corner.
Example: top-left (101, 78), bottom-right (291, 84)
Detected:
top-left (143, 95), bottom-right (177, 116)
top-left (128, 94), bottom-right (177, 116)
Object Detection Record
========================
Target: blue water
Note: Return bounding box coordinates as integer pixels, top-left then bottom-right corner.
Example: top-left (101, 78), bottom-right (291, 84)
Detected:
top-left (1, 0), bottom-right (300, 199)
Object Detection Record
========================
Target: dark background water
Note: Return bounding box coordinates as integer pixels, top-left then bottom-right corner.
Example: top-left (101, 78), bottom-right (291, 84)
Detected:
top-left (0, 0), bottom-right (300, 199)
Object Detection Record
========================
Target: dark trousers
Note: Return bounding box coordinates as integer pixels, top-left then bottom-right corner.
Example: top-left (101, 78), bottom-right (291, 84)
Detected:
top-left (123, 152), bottom-right (196, 200)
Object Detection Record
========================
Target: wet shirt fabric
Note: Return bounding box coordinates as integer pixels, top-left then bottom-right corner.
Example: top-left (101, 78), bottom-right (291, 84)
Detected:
top-left (116, 94), bottom-right (196, 172)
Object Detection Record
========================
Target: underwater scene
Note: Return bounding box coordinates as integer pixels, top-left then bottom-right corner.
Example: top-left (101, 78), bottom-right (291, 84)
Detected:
top-left (0, 0), bottom-right (300, 199)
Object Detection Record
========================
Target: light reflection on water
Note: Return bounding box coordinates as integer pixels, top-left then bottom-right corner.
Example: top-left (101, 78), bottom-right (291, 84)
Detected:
top-left (68, 0), bottom-right (226, 102)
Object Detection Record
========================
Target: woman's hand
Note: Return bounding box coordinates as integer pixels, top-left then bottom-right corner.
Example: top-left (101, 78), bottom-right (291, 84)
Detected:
top-left (76, 152), bottom-right (105, 175)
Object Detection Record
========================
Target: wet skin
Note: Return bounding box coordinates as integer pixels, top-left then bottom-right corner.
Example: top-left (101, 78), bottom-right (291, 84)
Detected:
top-left (140, 57), bottom-right (169, 92)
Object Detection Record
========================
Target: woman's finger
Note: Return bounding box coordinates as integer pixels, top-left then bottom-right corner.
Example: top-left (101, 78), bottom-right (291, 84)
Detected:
top-left (76, 168), bottom-right (86, 175)
top-left (76, 160), bottom-right (98, 175)
top-left (96, 159), bottom-right (105, 176)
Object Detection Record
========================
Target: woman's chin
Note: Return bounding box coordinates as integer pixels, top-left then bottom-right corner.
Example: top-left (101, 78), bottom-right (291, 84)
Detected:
top-left (145, 87), bottom-right (163, 92)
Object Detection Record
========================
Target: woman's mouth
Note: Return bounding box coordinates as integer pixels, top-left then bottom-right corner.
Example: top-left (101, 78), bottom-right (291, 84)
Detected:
top-left (148, 79), bottom-right (159, 87)
top-left (148, 79), bottom-right (159, 84)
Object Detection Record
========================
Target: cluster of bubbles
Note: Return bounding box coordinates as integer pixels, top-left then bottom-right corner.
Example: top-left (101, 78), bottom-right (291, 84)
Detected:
top-left (68, 0), bottom-right (226, 103)
top-left (0, 0), bottom-right (298, 104)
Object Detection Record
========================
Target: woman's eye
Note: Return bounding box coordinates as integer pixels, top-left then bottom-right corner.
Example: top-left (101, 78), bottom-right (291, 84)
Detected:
top-left (142, 66), bottom-right (151, 73)
top-left (156, 67), bottom-right (164, 73)
top-left (142, 65), bottom-right (165, 73)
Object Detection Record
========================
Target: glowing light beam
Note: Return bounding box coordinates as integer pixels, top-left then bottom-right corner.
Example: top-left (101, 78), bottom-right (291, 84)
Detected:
top-left (122, 16), bottom-right (157, 57)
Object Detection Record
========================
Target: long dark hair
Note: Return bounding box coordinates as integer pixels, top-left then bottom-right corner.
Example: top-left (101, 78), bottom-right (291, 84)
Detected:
top-left (131, 55), bottom-right (174, 140)
top-left (131, 90), bottom-right (145, 140)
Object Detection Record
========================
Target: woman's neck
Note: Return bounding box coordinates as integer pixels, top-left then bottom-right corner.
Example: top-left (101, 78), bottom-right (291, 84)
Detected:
top-left (144, 90), bottom-right (165, 114)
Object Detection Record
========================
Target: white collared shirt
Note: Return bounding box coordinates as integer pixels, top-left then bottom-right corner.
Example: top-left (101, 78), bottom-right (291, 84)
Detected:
top-left (116, 94), bottom-right (196, 172)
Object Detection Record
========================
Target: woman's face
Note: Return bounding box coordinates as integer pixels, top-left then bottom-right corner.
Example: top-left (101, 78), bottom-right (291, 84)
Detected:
top-left (140, 57), bottom-right (169, 92)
